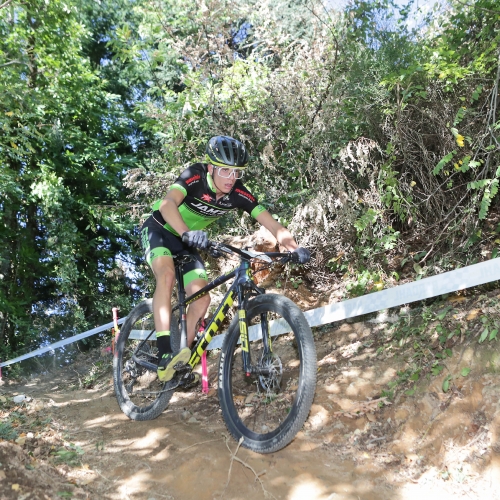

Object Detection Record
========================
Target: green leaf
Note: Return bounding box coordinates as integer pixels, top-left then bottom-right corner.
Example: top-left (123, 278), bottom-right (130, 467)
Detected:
top-left (442, 375), bottom-right (452, 393)
top-left (489, 329), bottom-right (498, 341)
top-left (433, 151), bottom-right (456, 175)
top-left (432, 364), bottom-right (444, 376)
top-left (471, 85), bottom-right (483, 101)
top-left (460, 367), bottom-right (471, 377)
top-left (453, 107), bottom-right (467, 126)
top-left (437, 306), bottom-right (452, 320)
top-left (479, 327), bottom-right (489, 343)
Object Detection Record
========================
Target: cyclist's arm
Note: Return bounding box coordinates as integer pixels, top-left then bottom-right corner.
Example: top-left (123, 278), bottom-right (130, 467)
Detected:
top-left (255, 210), bottom-right (299, 252)
top-left (158, 189), bottom-right (190, 236)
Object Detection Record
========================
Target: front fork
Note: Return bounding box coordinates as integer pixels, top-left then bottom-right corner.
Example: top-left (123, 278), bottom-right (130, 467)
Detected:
top-left (237, 265), bottom-right (272, 377)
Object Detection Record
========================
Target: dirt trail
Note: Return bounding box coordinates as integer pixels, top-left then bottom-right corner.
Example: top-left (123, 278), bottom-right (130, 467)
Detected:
top-left (2, 292), bottom-right (500, 500)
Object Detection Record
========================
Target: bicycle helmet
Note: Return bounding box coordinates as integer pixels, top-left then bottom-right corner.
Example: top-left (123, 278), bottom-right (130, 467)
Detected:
top-left (206, 136), bottom-right (248, 168)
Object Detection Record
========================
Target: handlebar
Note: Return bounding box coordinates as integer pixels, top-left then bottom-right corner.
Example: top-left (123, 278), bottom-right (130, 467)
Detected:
top-left (181, 232), bottom-right (305, 265)
top-left (181, 232), bottom-right (295, 264)
top-left (209, 240), bottom-right (294, 264)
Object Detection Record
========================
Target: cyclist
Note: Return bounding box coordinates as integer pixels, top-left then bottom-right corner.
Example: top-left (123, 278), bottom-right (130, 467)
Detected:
top-left (141, 135), bottom-right (311, 382)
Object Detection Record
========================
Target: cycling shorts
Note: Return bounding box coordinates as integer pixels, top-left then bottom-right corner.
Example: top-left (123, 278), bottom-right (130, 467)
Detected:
top-left (140, 215), bottom-right (208, 287)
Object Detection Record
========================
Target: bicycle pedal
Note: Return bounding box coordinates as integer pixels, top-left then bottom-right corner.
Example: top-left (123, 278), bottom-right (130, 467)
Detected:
top-left (173, 361), bottom-right (191, 373)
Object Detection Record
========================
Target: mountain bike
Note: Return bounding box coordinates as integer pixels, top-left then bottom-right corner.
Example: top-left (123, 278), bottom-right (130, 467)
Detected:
top-left (113, 240), bottom-right (317, 453)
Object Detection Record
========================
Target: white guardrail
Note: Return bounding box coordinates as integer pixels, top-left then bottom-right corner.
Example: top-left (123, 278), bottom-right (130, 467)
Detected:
top-left (1, 258), bottom-right (500, 369)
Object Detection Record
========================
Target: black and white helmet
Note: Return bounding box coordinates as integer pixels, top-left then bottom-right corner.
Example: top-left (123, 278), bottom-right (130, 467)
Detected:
top-left (206, 136), bottom-right (248, 168)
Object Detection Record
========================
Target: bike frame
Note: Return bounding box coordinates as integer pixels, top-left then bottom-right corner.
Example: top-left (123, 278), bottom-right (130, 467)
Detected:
top-left (174, 254), bottom-right (265, 375)
top-left (132, 246), bottom-right (287, 377)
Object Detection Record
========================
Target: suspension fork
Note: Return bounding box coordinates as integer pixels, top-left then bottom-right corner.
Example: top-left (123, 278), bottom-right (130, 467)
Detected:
top-left (236, 260), bottom-right (273, 375)
top-left (238, 303), bottom-right (272, 377)
top-left (236, 261), bottom-right (252, 375)
top-left (260, 311), bottom-right (272, 355)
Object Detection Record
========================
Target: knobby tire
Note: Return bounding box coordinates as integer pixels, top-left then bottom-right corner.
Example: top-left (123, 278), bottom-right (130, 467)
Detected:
top-left (218, 294), bottom-right (317, 453)
top-left (113, 299), bottom-right (181, 421)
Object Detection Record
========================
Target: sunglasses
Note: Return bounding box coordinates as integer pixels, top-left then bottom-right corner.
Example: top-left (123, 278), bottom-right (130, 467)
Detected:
top-left (215, 167), bottom-right (244, 179)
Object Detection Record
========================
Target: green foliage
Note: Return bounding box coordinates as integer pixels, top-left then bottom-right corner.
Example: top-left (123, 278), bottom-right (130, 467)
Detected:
top-left (1, 0), bottom-right (500, 365)
top-left (478, 313), bottom-right (500, 343)
top-left (433, 151), bottom-right (457, 176)
top-left (51, 444), bottom-right (85, 466)
top-left (0, 421), bottom-right (18, 441)
top-left (345, 269), bottom-right (383, 297)
top-left (383, 292), bottom-right (500, 398)
top-left (0, 0), bottom-right (147, 361)
top-left (115, 0), bottom-right (500, 303)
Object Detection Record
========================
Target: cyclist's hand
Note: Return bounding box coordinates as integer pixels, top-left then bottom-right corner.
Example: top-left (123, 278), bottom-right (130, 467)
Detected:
top-left (291, 247), bottom-right (311, 264)
top-left (182, 230), bottom-right (209, 250)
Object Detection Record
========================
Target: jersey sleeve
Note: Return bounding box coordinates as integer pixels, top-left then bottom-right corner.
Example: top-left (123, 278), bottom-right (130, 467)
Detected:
top-left (151, 164), bottom-right (203, 210)
top-left (170, 164), bottom-right (205, 196)
top-left (233, 182), bottom-right (267, 219)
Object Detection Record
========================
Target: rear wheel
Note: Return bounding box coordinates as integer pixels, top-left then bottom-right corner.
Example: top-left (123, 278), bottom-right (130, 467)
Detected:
top-left (218, 294), bottom-right (316, 453)
top-left (113, 299), bottom-right (180, 420)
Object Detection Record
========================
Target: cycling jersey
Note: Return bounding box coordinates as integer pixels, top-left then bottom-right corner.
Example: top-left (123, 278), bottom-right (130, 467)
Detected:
top-left (141, 163), bottom-right (267, 284)
top-left (151, 163), bottom-right (266, 235)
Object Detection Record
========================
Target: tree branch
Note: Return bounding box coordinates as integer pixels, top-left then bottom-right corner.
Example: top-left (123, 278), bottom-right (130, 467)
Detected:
top-left (0, 0), bottom-right (13, 9)
top-left (453, 0), bottom-right (500, 14)
top-left (0, 60), bottom-right (29, 67)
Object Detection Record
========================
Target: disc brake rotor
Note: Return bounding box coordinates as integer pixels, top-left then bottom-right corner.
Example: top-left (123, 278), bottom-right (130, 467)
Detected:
top-left (258, 353), bottom-right (282, 392)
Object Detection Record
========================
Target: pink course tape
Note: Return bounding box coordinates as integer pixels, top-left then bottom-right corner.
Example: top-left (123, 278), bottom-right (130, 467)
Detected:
top-left (201, 351), bottom-right (209, 393)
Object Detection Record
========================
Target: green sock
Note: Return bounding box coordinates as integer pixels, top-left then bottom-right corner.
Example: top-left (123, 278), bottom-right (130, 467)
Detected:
top-left (156, 331), bottom-right (171, 360)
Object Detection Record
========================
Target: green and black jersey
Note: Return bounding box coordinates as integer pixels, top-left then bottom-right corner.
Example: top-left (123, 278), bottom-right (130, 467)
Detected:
top-left (151, 163), bottom-right (266, 234)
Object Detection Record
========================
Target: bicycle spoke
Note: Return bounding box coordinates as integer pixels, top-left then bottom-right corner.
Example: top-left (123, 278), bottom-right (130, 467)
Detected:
top-left (113, 299), bottom-right (178, 420)
top-left (229, 315), bottom-right (301, 434)
top-left (120, 312), bottom-right (164, 402)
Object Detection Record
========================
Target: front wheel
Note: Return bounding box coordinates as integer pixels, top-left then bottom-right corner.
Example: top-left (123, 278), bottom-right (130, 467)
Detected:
top-left (113, 299), bottom-right (180, 421)
top-left (218, 294), bottom-right (317, 453)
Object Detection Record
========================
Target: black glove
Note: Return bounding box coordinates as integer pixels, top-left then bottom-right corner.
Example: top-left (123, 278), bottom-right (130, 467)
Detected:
top-left (182, 230), bottom-right (209, 250)
top-left (291, 247), bottom-right (311, 264)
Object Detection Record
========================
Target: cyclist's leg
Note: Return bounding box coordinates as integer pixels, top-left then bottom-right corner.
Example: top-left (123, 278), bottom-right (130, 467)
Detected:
top-left (150, 252), bottom-right (191, 381)
top-left (185, 279), bottom-right (211, 345)
top-left (141, 218), bottom-right (190, 379)
top-left (151, 255), bottom-right (176, 345)
top-left (182, 253), bottom-right (210, 346)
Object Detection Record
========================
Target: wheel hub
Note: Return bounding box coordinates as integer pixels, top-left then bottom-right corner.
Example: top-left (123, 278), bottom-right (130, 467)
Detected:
top-left (258, 353), bottom-right (282, 391)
